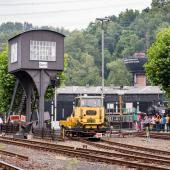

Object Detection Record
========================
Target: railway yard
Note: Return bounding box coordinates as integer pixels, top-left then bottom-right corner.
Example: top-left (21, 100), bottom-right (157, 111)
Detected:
top-left (0, 132), bottom-right (170, 170)
top-left (0, 15), bottom-right (170, 170)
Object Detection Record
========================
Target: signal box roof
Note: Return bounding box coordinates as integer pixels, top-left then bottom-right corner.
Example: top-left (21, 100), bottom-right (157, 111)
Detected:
top-left (9, 29), bottom-right (65, 41)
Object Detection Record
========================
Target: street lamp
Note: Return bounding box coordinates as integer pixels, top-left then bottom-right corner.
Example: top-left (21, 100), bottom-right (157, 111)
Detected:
top-left (96, 17), bottom-right (110, 104)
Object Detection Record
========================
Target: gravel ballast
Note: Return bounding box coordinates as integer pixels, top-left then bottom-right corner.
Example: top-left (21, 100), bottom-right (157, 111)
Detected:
top-left (1, 135), bottom-right (168, 170)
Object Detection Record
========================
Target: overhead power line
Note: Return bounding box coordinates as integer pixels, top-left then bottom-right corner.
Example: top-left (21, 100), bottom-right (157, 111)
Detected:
top-left (0, 0), bottom-right (149, 6)
top-left (0, 1), bottom-right (149, 17)
top-left (0, 0), bottom-right (111, 6)
top-left (0, 0), bottom-right (81, 6)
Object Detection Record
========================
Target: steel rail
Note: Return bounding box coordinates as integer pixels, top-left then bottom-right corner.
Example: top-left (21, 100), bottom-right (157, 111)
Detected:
top-left (0, 137), bottom-right (170, 169)
top-left (1, 137), bottom-right (170, 165)
top-left (0, 136), bottom-right (73, 149)
top-left (79, 139), bottom-right (170, 161)
top-left (0, 149), bottom-right (28, 161)
top-left (0, 161), bottom-right (24, 170)
top-left (0, 138), bottom-right (169, 170)
top-left (101, 138), bottom-right (170, 155)
top-left (151, 132), bottom-right (170, 135)
top-left (139, 134), bottom-right (170, 140)
top-left (3, 136), bottom-right (168, 160)
top-left (1, 136), bottom-right (170, 161)
top-left (77, 147), bottom-right (170, 166)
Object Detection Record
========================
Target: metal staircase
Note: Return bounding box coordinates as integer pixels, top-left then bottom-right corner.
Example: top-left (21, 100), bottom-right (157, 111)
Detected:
top-left (8, 80), bottom-right (26, 118)
top-left (18, 92), bottom-right (26, 114)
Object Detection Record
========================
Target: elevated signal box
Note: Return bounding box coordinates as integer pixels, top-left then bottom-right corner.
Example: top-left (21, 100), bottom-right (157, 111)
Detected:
top-left (8, 30), bottom-right (64, 72)
top-left (8, 30), bottom-right (65, 128)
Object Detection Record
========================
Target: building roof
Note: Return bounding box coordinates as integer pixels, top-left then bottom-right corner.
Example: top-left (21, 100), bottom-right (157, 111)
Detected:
top-left (8, 29), bottom-right (65, 41)
top-left (57, 86), bottom-right (163, 95)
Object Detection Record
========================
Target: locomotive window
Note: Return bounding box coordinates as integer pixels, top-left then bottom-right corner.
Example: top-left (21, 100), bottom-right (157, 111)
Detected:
top-left (86, 110), bottom-right (97, 116)
top-left (80, 98), bottom-right (102, 107)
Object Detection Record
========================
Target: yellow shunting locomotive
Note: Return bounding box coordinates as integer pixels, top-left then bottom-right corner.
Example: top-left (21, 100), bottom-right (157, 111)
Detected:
top-left (59, 95), bottom-right (106, 136)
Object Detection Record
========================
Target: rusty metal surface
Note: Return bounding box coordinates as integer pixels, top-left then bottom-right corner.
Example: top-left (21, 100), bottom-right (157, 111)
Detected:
top-left (0, 161), bottom-right (24, 170)
top-left (0, 149), bottom-right (28, 161)
top-left (80, 139), bottom-right (170, 160)
top-left (136, 132), bottom-right (170, 140)
top-left (101, 138), bottom-right (170, 155)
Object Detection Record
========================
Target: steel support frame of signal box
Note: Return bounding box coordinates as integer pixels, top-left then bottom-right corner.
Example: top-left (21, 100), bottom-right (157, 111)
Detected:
top-left (8, 30), bottom-right (65, 128)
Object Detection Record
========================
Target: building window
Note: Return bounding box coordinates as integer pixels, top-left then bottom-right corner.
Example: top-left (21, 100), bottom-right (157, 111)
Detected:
top-left (11, 43), bottom-right (17, 63)
top-left (30, 40), bottom-right (56, 61)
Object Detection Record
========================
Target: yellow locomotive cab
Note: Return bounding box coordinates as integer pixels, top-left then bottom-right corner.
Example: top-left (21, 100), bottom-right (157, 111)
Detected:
top-left (59, 95), bottom-right (105, 131)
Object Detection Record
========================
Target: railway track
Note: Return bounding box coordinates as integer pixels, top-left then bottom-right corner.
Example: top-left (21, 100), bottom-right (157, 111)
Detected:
top-left (79, 138), bottom-right (170, 159)
top-left (101, 138), bottom-right (170, 155)
top-left (0, 137), bottom-right (170, 169)
top-left (0, 161), bottom-right (24, 170)
top-left (135, 131), bottom-right (170, 140)
top-left (0, 149), bottom-right (28, 161)
top-left (79, 139), bottom-right (170, 160)
top-left (118, 130), bottom-right (170, 140)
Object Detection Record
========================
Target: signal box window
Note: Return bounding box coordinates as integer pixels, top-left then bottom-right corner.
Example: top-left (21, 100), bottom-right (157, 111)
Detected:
top-left (30, 40), bottom-right (56, 61)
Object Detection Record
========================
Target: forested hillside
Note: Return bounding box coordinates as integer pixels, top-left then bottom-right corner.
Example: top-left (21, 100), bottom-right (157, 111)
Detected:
top-left (0, 0), bottom-right (170, 86)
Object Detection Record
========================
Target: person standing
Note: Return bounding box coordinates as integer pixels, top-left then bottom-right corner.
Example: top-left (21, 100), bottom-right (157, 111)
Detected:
top-left (155, 113), bottom-right (161, 132)
top-left (144, 115), bottom-right (151, 141)
top-left (137, 113), bottom-right (142, 131)
top-left (151, 115), bottom-right (155, 131)
top-left (165, 115), bottom-right (170, 132)
top-left (0, 116), bottom-right (3, 133)
top-left (160, 116), bottom-right (166, 131)
top-left (165, 114), bottom-right (169, 132)
top-left (133, 112), bottom-right (138, 130)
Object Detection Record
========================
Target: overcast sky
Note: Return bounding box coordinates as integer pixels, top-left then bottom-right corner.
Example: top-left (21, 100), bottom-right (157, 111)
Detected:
top-left (0, 0), bottom-right (152, 30)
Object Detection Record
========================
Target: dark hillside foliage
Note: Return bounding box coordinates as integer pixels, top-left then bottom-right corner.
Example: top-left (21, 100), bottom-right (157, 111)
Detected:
top-left (0, 0), bottom-right (170, 86)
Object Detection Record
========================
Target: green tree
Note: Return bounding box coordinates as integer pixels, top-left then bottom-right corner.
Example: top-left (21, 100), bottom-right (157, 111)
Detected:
top-left (118, 9), bottom-right (139, 27)
top-left (1, 0), bottom-right (170, 87)
top-left (0, 47), bottom-right (16, 113)
top-left (65, 53), bottom-right (100, 85)
top-left (151, 0), bottom-right (167, 8)
top-left (65, 30), bottom-right (85, 60)
top-left (106, 59), bottom-right (132, 86)
top-left (145, 27), bottom-right (170, 107)
top-left (45, 53), bottom-right (68, 99)
top-left (115, 30), bottom-right (144, 57)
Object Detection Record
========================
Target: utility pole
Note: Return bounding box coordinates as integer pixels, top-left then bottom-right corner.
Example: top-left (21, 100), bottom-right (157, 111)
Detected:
top-left (54, 76), bottom-right (60, 122)
top-left (96, 17), bottom-right (110, 104)
top-left (54, 86), bottom-right (57, 121)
